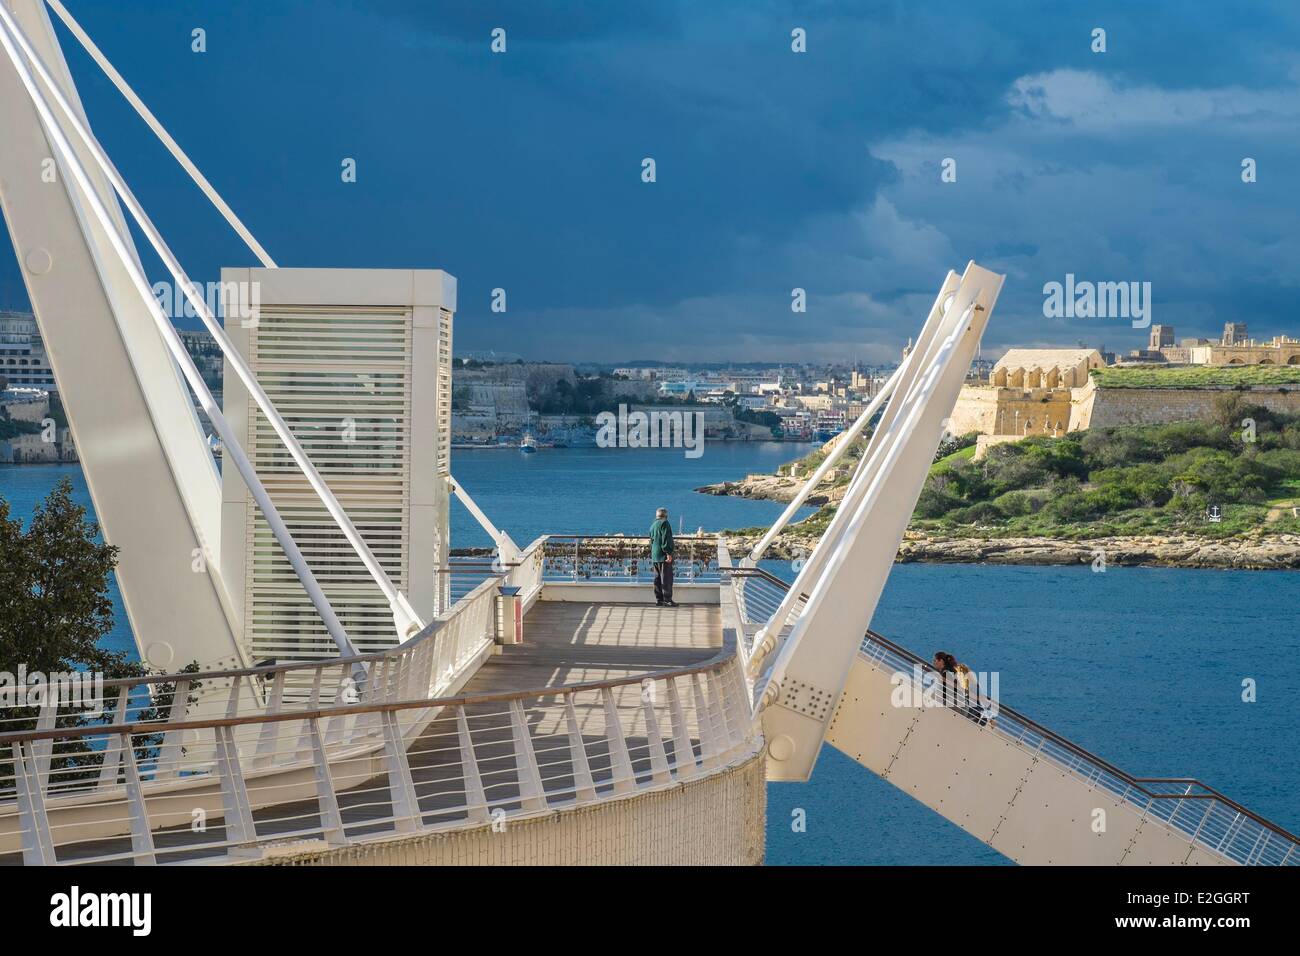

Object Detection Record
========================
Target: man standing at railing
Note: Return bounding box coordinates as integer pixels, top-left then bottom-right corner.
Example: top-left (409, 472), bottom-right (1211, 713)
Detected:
top-left (650, 507), bottom-right (677, 607)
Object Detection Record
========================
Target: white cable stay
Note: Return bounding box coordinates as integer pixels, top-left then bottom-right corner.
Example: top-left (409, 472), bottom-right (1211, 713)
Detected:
top-left (42, 0), bottom-right (277, 269)
top-left (757, 313), bottom-right (967, 707)
top-left (40, 0), bottom-right (521, 574)
top-left (746, 358), bottom-right (909, 563)
top-left (0, 6), bottom-right (431, 637)
top-left (0, 6), bottom-right (357, 657)
top-left (746, 273), bottom-right (968, 679)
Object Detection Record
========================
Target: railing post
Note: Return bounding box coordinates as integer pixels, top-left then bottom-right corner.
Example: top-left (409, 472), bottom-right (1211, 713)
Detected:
top-left (725, 659), bottom-right (754, 731)
top-left (1246, 829), bottom-right (1269, 867)
top-left (664, 676), bottom-right (698, 779)
top-left (600, 687), bottom-right (636, 793)
top-left (640, 679), bottom-right (672, 785)
top-left (690, 672), bottom-right (720, 769)
top-left (96, 685), bottom-right (131, 789)
top-left (1216, 812), bottom-right (1244, 857)
top-left (434, 622), bottom-right (453, 686)
top-left (120, 732), bottom-right (157, 865)
top-left (155, 679), bottom-right (190, 780)
top-left (212, 724), bottom-right (258, 852)
top-left (11, 742), bottom-right (56, 865)
top-left (706, 669), bottom-right (737, 757)
top-left (254, 670), bottom-right (286, 770)
top-left (509, 699), bottom-right (547, 811)
top-left (225, 674), bottom-right (244, 717)
top-left (295, 665), bottom-right (324, 760)
top-left (455, 705), bottom-right (490, 823)
top-left (306, 717), bottom-right (348, 846)
top-left (418, 633), bottom-right (437, 697)
top-left (325, 663), bottom-right (356, 747)
top-left (381, 709), bottom-right (422, 833)
top-left (563, 693), bottom-right (597, 802)
top-left (32, 700), bottom-right (55, 792)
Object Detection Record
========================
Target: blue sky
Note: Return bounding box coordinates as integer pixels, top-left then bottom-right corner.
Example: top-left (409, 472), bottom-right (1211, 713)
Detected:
top-left (2, 0), bottom-right (1298, 362)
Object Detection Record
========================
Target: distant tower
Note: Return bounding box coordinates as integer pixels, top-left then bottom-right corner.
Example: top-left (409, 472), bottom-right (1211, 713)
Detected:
top-left (1223, 322), bottom-right (1248, 346)
top-left (220, 268), bottom-right (455, 674)
top-left (1149, 324), bottom-right (1174, 350)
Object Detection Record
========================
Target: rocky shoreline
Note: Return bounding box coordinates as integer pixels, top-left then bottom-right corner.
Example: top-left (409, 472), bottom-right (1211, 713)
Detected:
top-left (696, 472), bottom-right (853, 507)
top-left (721, 531), bottom-right (1300, 570)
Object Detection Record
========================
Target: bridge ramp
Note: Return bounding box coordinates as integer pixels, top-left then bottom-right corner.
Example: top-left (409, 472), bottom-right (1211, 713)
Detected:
top-left (826, 649), bottom-right (1239, 865)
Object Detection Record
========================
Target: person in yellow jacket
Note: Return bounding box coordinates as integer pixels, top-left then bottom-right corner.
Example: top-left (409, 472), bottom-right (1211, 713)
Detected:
top-left (954, 663), bottom-right (990, 725)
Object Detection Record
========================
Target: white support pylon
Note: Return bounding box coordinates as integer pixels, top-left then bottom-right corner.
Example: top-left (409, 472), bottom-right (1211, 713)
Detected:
top-left (0, 5), bottom-right (359, 656)
top-left (756, 263), bottom-right (1003, 782)
top-left (0, 4), bottom-right (423, 641)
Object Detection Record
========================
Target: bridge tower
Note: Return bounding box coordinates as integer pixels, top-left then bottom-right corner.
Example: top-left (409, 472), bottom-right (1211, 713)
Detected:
top-left (219, 268), bottom-right (456, 671)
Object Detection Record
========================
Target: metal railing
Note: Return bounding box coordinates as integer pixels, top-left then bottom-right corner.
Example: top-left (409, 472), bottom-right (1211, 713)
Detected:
top-left (0, 535), bottom-right (762, 864)
top-left (444, 541), bottom-right (545, 606)
top-left (727, 564), bottom-right (1300, 867)
top-left (1, 645), bottom-right (756, 865)
top-left (541, 534), bottom-right (720, 584)
top-left (0, 538), bottom-right (546, 728)
top-left (0, 539), bottom-right (547, 808)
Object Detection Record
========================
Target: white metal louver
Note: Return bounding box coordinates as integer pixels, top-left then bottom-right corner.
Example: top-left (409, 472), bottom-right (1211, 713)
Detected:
top-left (220, 269), bottom-right (455, 677)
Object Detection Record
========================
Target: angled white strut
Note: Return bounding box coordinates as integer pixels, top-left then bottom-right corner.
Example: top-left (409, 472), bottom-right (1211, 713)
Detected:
top-left (748, 263), bottom-right (1003, 781)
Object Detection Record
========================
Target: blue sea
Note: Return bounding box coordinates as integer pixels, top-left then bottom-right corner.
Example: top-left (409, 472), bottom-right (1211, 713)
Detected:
top-left (3, 448), bottom-right (1297, 865)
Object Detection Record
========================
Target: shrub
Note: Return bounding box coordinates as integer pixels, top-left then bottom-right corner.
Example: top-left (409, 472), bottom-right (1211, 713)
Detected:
top-left (946, 501), bottom-right (1002, 525)
top-left (914, 484), bottom-right (962, 519)
top-left (992, 491), bottom-right (1034, 517)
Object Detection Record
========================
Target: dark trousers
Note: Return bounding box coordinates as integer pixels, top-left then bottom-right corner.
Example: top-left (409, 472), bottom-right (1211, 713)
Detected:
top-left (653, 560), bottom-right (674, 604)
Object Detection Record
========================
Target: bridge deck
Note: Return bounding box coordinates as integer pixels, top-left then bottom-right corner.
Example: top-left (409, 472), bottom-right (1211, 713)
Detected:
top-left (18, 599), bottom-right (723, 865)
top-left (473, 600), bottom-right (722, 693)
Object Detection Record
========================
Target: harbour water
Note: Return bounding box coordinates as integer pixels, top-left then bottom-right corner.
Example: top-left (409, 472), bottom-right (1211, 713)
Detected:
top-left (2, 448), bottom-right (1297, 864)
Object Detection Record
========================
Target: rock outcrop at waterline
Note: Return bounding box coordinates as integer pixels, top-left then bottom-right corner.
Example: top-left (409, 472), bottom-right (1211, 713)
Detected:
top-left (696, 473), bottom-right (838, 506)
top-left (721, 532), bottom-right (1300, 570)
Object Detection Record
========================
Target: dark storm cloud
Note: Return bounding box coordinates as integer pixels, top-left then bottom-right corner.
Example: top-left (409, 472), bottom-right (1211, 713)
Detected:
top-left (1, 0), bottom-right (1298, 361)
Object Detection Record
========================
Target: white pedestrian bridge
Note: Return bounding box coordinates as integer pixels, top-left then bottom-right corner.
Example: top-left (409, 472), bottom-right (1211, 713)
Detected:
top-left (2, 537), bottom-right (1296, 866)
top-left (0, 2), bottom-right (1294, 864)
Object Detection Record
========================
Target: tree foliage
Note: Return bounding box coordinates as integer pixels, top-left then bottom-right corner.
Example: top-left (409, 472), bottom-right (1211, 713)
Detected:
top-left (915, 407), bottom-right (1300, 536)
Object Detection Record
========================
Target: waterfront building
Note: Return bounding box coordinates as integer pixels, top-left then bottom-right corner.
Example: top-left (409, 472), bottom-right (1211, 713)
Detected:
top-left (0, 310), bottom-right (56, 388)
top-left (1189, 334), bottom-right (1300, 366)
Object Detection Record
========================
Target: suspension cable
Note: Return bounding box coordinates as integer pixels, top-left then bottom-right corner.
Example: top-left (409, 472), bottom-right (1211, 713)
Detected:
top-left (0, 6), bottom-right (357, 655)
top-left (1, 5), bottom-right (423, 635)
top-left (42, 0), bottom-right (277, 268)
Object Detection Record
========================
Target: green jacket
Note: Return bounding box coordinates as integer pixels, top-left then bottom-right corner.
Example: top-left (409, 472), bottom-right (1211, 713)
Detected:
top-left (649, 517), bottom-right (674, 562)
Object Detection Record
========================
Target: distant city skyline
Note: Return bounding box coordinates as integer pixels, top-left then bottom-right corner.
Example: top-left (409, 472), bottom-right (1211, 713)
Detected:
top-left (3, 1), bottom-right (1298, 363)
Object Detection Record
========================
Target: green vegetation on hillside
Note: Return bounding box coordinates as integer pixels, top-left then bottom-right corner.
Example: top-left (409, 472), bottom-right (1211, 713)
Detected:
top-left (916, 394), bottom-right (1300, 538)
top-left (1093, 365), bottom-right (1300, 388)
top-left (728, 393), bottom-right (1300, 541)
